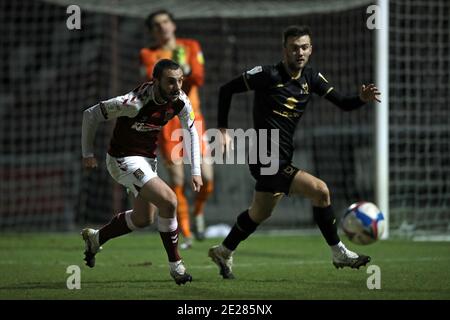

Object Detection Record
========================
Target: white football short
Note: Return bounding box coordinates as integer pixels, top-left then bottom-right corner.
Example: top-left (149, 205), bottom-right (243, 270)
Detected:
top-left (106, 154), bottom-right (158, 197)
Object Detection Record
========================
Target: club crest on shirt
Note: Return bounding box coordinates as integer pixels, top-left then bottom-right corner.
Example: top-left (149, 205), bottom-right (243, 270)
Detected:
top-left (301, 82), bottom-right (309, 94)
top-left (133, 168), bottom-right (145, 181)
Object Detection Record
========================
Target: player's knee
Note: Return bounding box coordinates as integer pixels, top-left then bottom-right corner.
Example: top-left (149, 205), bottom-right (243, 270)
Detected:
top-left (161, 192), bottom-right (178, 216)
top-left (314, 181), bottom-right (330, 207)
top-left (172, 177), bottom-right (184, 187)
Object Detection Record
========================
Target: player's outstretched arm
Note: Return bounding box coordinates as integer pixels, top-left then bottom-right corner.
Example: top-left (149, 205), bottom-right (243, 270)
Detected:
top-left (324, 84), bottom-right (381, 111)
top-left (313, 71), bottom-right (380, 111)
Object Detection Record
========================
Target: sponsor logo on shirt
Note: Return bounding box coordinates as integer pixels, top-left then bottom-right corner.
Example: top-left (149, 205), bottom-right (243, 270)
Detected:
top-left (273, 109), bottom-right (301, 118)
top-left (131, 122), bottom-right (161, 132)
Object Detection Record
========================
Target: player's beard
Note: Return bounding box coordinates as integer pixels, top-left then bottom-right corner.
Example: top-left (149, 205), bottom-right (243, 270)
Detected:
top-left (158, 85), bottom-right (180, 102)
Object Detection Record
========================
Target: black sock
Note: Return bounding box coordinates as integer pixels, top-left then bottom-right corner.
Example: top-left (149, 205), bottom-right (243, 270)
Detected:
top-left (313, 205), bottom-right (340, 246)
top-left (98, 212), bottom-right (132, 246)
top-left (223, 210), bottom-right (259, 251)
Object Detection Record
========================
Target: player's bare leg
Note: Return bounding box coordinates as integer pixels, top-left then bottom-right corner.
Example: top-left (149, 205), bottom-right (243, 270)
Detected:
top-left (139, 177), bottom-right (192, 284)
top-left (248, 191), bottom-right (283, 223)
top-left (166, 162), bottom-right (193, 249)
top-left (209, 191), bottom-right (282, 279)
top-left (193, 160), bottom-right (214, 241)
top-left (289, 170), bottom-right (370, 269)
top-left (131, 196), bottom-right (157, 227)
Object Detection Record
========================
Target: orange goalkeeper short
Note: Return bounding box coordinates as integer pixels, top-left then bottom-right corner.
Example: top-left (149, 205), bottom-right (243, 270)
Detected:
top-left (158, 113), bottom-right (209, 164)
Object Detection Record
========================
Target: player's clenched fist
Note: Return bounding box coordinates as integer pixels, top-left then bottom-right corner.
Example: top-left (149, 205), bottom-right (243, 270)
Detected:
top-left (82, 157), bottom-right (98, 169)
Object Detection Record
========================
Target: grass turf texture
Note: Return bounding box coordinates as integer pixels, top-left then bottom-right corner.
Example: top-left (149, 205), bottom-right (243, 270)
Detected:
top-left (0, 233), bottom-right (449, 300)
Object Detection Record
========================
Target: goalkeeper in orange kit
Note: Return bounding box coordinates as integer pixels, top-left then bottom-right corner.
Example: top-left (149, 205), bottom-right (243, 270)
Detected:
top-left (140, 9), bottom-right (213, 249)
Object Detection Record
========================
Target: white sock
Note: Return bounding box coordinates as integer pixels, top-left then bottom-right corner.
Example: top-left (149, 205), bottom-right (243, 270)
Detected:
top-left (330, 241), bottom-right (346, 255)
top-left (331, 241), bottom-right (358, 258)
top-left (158, 216), bottom-right (178, 232)
top-left (169, 260), bottom-right (182, 267)
top-left (124, 210), bottom-right (138, 231)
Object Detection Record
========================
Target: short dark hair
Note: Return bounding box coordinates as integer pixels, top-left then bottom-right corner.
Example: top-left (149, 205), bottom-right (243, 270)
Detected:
top-left (152, 59), bottom-right (181, 79)
top-left (283, 25), bottom-right (312, 47)
top-left (145, 9), bottom-right (175, 30)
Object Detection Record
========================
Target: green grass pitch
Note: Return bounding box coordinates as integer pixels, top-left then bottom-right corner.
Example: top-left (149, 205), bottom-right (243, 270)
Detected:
top-left (0, 232), bottom-right (449, 300)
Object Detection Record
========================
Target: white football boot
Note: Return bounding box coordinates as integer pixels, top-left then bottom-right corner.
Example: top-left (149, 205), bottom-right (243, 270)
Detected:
top-left (169, 260), bottom-right (192, 285)
top-left (208, 244), bottom-right (235, 279)
top-left (332, 242), bottom-right (371, 269)
top-left (81, 228), bottom-right (102, 268)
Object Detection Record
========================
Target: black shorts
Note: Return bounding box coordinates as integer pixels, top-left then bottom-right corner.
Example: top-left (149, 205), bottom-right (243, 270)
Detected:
top-left (249, 161), bottom-right (300, 195)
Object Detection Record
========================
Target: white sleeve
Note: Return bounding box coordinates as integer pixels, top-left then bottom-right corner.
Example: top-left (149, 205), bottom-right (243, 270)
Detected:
top-left (81, 91), bottom-right (144, 158)
top-left (178, 93), bottom-right (201, 176)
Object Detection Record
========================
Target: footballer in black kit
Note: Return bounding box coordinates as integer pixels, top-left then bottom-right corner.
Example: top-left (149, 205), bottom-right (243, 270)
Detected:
top-left (218, 61), bottom-right (367, 195)
top-left (209, 25), bottom-right (381, 280)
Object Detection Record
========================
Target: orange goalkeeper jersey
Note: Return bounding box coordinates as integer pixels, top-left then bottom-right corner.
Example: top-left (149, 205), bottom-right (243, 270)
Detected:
top-left (140, 38), bottom-right (205, 115)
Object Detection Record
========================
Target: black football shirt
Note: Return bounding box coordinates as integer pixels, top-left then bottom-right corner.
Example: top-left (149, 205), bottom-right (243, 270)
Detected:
top-left (243, 62), bottom-right (333, 162)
